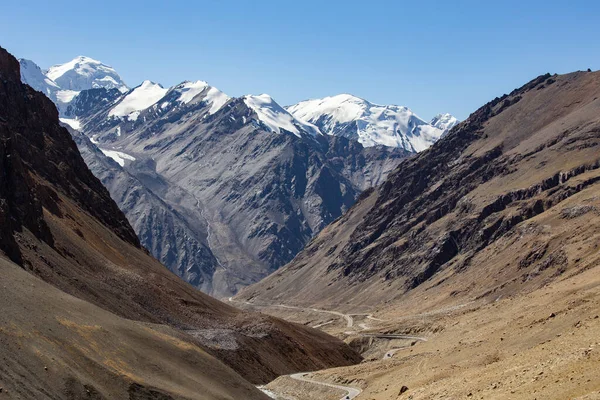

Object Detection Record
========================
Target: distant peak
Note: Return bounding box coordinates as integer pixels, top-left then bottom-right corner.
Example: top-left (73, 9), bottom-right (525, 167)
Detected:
top-left (244, 93), bottom-right (275, 103)
top-left (183, 80), bottom-right (209, 87)
top-left (139, 80), bottom-right (162, 88)
top-left (243, 94), bottom-right (321, 137)
top-left (331, 93), bottom-right (365, 102)
top-left (73, 55), bottom-right (102, 64)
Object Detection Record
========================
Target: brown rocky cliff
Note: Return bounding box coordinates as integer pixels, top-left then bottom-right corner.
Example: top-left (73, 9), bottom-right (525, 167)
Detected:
top-left (0, 45), bottom-right (139, 266)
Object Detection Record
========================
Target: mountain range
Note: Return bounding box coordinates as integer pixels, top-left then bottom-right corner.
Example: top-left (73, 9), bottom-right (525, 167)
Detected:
top-left (238, 70), bottom-right (600, 312)
top-left (7, 44), bottom-right (600, 400)
top-left (0, 45), bottom-right (361, 399)
top-left (20, 55), bottom-right (457, 297)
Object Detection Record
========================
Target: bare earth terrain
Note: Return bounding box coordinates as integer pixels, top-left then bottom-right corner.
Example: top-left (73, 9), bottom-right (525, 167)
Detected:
top-left (242, 261), bottom-right (600, 399)
top-left (236, 70), bottom-right (600, 399)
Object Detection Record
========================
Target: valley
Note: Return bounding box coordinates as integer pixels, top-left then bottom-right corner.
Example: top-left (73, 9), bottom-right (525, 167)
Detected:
top-left (2, 4), bottom-right (600, 397)
top-left (237, 262), bottom-right (600, 399)
top-left (21, 55), bottom-right (432, 297)
top-left (232, 69), bottom-right (600, 399)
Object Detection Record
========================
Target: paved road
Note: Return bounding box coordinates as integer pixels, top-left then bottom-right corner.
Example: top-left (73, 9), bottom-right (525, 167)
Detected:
top-left (289, 372), bottom-right (361, 400)
top-left (382, 345), bottom-right (412, 360)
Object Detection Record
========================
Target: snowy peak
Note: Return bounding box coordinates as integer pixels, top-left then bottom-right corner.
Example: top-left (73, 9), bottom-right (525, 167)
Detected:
top-left (46, 56), bottom-right (128, 92)
top-left (19, 58), bottom-right (78, 113)
top-left (19, 58), bottom-right (60, 98)
top-left (175, 80), bottom-right (209, 103)
top-left (288, 94), bottom-right (377, 125)
top-left (108, 80), bottom-right (168, 121)
top-left (430, 113), bottom-right (459, 136)
top-left (19, 58), bottom-right (64, 110)
top-left (243, 94), bottom-right (322, 138)
top-left (168, 80), bottom-right (230, 114)
top-left (287, 94), bottom-right (444, 152)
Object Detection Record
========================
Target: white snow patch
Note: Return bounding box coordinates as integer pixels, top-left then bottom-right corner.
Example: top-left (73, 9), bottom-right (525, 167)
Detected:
top-left (205, 87), bottom-right (230, 114)
top-left (100, 149), bottom-right (136, 167)
top-left (94, 75), bottom-right (119, 87)
top-left (108, 80), bottom-right (167, 119)
top-left (127, 111), bottom-right (141, 121)
top-left (59, 118), bottom-right (81, 130)
top-left (430, 113), bottom-right (459, 135)
top-left (243, 94), bottom-right (321, 137)
top-left (177, 81), bottom-right (209, 104)
top-left (56, 89), bottom-right (80, 103)
top-left (287, 94), bottom-right (445, 151)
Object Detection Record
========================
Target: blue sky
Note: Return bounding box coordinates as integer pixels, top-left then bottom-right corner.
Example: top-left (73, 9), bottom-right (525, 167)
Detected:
top-left (2, 0), bottom-right (599, 120)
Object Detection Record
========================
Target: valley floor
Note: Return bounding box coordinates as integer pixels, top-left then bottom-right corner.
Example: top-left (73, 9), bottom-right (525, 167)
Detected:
top-left (233, 263), bottom-right (600, 399)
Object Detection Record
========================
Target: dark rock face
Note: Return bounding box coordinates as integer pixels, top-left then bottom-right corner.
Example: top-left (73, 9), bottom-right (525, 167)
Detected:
top-left (69, 128), bottom-right (220, 291)
top-left (64, 87), bottom-right (122, 118)
top-left (0, 46), bottom-right (138, 265)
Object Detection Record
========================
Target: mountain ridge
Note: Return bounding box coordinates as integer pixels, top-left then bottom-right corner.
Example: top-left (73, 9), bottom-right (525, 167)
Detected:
top-left (237, 70), bottom-right (600, 312)
top-left (19, 55), bottom-right (450, 297)
top-left (286, 93), bottom-right (458, 151)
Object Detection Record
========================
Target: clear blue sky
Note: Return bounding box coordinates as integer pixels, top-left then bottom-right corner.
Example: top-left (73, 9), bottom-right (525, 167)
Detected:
top-left (2, 0), bottom-right (599, 120)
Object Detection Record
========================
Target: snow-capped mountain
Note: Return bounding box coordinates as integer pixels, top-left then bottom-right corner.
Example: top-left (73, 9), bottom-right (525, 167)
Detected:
top-left (108, 80), bottom-right (168, 121)
top-left (287, 94), bottom-right (455, 152)
top-left (19, 58), bottom-right (61, 102)
top-left (18, 54), bottom-right (445, 297)
top-left (60, 77), bottom-right (408, 297)
top-left (430, 113), bottom-right (459, 136)
top-left (46, 56), bottom-right (128, 92)
top-left (243, 94), bottom-right (322, 138)
top-left (19, 57), bottom-right (129, 114)
top-left (169, 80), bottom-right (230, 113)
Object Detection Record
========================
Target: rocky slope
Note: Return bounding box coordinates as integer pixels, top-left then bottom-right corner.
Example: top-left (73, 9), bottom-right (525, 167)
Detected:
top-left (0, 256), bottom-right (268, 400)
top-left (68, 127), bottom-right (220, 291)
top-left (0, 45), bottom-right (362, 396)
top-left (66, 78), bottom-right (409, 297)
top-left (238, 69), bottom-right (600, 311)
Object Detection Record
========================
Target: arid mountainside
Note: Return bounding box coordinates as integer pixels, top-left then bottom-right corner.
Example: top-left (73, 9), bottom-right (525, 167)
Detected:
top-left (238, 70), bottom-right (600, 312)
top-left (0, 45), bottom-right (361, 398)
top-left (0, 256), bottom-right (267, 400)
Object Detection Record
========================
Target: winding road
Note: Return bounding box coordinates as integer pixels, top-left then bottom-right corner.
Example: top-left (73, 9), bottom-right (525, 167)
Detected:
top-left (229, 297), bottom-right (432, 396)
top-left (289, 372), bottom-right (362, 400)
top-left (228, 298), bottom-right (356, 328)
